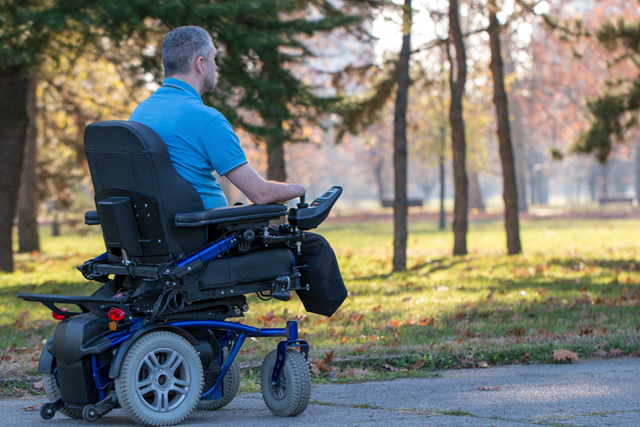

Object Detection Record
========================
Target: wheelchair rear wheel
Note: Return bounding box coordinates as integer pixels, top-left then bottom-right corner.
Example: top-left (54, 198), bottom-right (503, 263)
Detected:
top-left (260, 349), bottom-right (311, 417)
top-left (42, 373), bottom-right (83, 419)
top-left (115, 331), bottom-right (203, 426)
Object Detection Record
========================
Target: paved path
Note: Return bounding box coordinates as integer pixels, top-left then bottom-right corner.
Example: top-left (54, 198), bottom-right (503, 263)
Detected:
top-left (2, 358), bottom-right (639, 426)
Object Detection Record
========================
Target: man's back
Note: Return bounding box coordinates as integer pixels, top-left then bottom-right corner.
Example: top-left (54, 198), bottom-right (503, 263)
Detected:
top-left (129, 78), bottom-right (247, 209)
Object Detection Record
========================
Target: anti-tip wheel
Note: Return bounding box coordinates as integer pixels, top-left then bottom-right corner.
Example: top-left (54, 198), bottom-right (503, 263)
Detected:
top-left (261, 349), bottom-right (311, 417)
top-left (115, 331), bottom-right (203, 426)
top-left (197, 349), bottom-right (240, 411)
top-left (82, 405), bottom-right (99, 422)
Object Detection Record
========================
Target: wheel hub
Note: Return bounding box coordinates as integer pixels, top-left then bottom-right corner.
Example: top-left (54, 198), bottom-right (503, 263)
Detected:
top-left (135, 348), bottom-right (191, 412)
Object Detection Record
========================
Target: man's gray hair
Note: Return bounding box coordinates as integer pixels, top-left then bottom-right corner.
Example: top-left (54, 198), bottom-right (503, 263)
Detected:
top-left (162, 26), bottom-right (214, 77)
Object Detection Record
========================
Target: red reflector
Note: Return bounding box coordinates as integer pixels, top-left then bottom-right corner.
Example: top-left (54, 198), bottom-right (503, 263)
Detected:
top-left (52, 308), bottom-right (69, 320)
top-left (108, 308), bottom-right (126, 322)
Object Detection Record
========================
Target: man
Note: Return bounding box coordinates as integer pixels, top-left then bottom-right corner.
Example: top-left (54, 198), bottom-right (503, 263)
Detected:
top-left (129, 26), bottom-right (346, 317)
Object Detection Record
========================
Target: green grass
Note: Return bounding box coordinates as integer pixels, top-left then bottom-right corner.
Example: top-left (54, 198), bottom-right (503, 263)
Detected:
top-left (2, 218), bottom-right (640, 396)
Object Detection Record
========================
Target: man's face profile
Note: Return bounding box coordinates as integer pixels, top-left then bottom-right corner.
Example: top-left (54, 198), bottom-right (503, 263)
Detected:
top-left (202, 45), bottom-right (218, 93)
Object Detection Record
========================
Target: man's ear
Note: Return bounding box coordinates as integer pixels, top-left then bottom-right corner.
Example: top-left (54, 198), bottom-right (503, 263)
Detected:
top-left (195, 56), bottom-right (206, 76)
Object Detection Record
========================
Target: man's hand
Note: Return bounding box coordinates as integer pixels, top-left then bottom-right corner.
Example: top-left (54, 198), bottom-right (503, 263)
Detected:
top-left (226, 163), bottom-right (305, 204)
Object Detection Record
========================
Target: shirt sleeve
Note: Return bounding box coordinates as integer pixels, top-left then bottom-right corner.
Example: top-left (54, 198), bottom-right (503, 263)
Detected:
top-left (200, 115), bottom-right (248, 176)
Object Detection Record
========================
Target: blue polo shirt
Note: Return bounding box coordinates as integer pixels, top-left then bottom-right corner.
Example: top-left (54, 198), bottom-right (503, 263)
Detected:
top-left (129, 78), bottom-right (247, 209)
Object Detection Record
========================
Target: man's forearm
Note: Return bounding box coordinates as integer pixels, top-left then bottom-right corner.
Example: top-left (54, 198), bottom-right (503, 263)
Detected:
top-left (226, 163), bottom-right (305, 204)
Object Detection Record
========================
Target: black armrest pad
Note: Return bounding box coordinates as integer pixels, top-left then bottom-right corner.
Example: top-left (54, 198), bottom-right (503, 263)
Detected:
top-left (85, 210), bottom-right (100, 225)
top-left (175, 204), bottom-right (288, 227)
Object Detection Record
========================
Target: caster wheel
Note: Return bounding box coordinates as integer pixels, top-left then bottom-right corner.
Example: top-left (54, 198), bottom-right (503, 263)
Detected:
top-left (82, 405), bottom-right (99, 422)
top-left (42, 373), bottom-right (83, 419)
top-left (261, 349), bottom-right (311, 417)
top-left (115, 331), bottom-right (203, 426)
top-left (197, 351), bottom-right (240, 411)
top-left (39, 402), bottom-right (55, 420)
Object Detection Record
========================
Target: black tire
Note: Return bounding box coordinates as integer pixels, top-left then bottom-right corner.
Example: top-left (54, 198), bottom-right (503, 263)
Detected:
top-left (115, 331), bottom-right (203, 426)
top-left (197, 351), bottom-right (240, 411)
top-left (42, 373), bottom-right (83, 419)
top-left (260, 349), bottom-right (311, 417)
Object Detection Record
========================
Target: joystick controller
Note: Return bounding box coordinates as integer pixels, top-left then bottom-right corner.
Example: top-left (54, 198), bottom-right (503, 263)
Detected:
top-left (288, 186), bottom-right (343, 230)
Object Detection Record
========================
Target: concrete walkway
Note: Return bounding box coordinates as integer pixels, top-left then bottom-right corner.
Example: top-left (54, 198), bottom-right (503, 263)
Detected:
top-left (2, 358), bottom-right (639, 426)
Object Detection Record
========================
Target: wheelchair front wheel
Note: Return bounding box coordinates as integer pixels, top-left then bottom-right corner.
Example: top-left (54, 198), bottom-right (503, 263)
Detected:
top-left (115, 331), bottom-right (203, 426)
top-left (260, 349), bottom-right (311, 417)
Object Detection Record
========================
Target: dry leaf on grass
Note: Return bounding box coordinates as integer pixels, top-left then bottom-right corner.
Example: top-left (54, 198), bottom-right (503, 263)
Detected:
top-left (519, 353), bottom-right (531, 364)
top-left (594, 349), bottom-right (608, 357)
top-left (552, 349), bottom-right (579, 362)
top-left (33, 380), bottom-right (43, 390)
top-left (353, 368), bottom-right (373, 376)
top-left (609, 349), bottom-right (623, 356)
top-left (381, 362), bottom-right (398, 372)
top-left (323, 371), bottom-right (338, 380)
top-left (596, 341), bottom-right (609, 348)
top-left (310, 363), bottom-right (321, 376)
top-left (355, 343), bottom-right (372, 353)
top-left (477, 386), bottom-right (500, 391)
top-left (410, 358), bottom-right (425, 370)
top-left (477, 361), bottom-right (490, 368)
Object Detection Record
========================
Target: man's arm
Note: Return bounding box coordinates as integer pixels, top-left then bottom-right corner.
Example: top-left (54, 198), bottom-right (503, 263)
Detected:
top-left (226, 163), bottom-right (305, 204)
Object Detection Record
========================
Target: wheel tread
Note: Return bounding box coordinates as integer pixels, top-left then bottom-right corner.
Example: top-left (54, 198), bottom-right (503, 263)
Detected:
top-left (261, 349), bottom-right (311, 417)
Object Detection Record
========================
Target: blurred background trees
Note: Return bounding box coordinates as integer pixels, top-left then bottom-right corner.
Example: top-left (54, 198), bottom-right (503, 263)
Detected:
top-left (1, 0), bottom-right (639, 273)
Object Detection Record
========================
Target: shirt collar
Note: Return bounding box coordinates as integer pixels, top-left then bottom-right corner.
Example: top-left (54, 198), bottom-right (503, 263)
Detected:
top-left (162, 78), bottom-right (202, 103)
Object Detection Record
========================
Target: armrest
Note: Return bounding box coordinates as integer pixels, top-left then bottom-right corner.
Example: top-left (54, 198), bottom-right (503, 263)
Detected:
top-left (175, 204), bottom-right (288, 227)
top-left (85, 210), bottom-right (100, 225)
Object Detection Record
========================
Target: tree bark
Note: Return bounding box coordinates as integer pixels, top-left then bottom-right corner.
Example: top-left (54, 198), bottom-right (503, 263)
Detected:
top-left (488, 5), bottom-right (522, 255)
top-left (18, 76), bottom-right (40, 253)
top-left (392, 0), bottom-right (412, 272)
top-left (635, 143), bottom-right (640, 199)
top-left (448, 0), bottom-right (468, 256)
top-left (267, 142), bottom-right (287, 182)
top-left (0, 66), bottom-right (29, 272)
top-left (467, 169), bottom-right (485, 212)
top-left (439, 125), bottom-right (446, 230)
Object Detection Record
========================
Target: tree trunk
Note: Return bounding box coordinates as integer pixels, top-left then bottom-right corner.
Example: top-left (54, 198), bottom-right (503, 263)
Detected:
top-left (439, 125), bottom-right (446, 230)
top-left (467, 169), bottom-right (485, 212)
top-left (391, 0), bottom-right (412, 273)
top-left (0, 66), bottom-right (29, 272)
top-left (448, 0), bottom-right (468, 256)
top-left (52, 213), bottom-right (61, 237)
top-left (501, 34), bottom-right (528, 212)
top-left (18, 76), bottom-right (40, 253)
top-left (266, 142), bottom-right (287, 182)
top-left (635, 143), bottom-right (640, 199)
top-left (488, 5), bottom-right (522, 255)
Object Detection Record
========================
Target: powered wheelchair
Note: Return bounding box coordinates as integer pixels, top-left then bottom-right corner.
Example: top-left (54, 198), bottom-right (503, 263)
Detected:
top-left (16, 121), bottom-right (343, 426)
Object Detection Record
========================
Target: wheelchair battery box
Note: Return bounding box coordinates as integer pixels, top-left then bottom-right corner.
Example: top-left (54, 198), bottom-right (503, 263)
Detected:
top-left (48, 313), bottom-right (112, 405)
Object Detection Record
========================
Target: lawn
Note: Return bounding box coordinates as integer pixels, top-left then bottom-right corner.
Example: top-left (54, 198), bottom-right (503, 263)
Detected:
top-left (2, 218), bottom-right (640, 396)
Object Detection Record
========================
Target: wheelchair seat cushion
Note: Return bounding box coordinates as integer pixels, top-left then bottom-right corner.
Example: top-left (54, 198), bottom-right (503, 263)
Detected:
top-left (175, 204), bottom-right (288, 227)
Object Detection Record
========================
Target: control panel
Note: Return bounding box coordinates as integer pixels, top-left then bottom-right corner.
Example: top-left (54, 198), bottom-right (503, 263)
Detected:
top-left (287, 186), bottom-right (343, 230)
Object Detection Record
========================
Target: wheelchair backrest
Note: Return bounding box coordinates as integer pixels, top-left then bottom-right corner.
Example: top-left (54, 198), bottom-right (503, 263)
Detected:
top-left (84, 121), bottom-right (207, 264)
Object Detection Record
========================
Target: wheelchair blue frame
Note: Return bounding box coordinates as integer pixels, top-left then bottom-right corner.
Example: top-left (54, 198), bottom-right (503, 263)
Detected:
top-left (100, 319), bottom-right (308, 402)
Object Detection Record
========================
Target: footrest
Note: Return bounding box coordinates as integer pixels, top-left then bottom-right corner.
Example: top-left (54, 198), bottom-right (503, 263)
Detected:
top-left (175, 204), bottom-right (288, 227)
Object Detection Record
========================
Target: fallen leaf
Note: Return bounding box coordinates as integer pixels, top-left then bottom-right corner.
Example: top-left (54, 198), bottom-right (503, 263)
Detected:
top-left (410, 358), bottom-right (425, 370)
top-left (323, 371), bottom-right (338, 380)
top-left (372, 305), bottom-right (382, 312)
top-left (519, 353), bottom-right (531, 364)
top-left (594, 349), bottom-right (608, 357)
top-left (338, 368), bottom-right (356, 378)
top-left (22, 404), bottom-right (42, 411)
top-left (477, 386), bottom-right (500, 391)
top-left (419, 317), bottom-right (434, 326)
top-left (310, 363), bottom-right (321, 376)
top-left (477, 361), bottom-right (490, 368)
top-left (387, 318), bottom-right (402, 328)
top-left (355, 343), bottom-right (372, 353)
top-left (552, 349), bottom-right (579, 362)
top-left (381, 362), bottom-right (398, 372)
top-left (352, 368), bottom-right (373, 376)
top-left (596, 341), bottom-right (609, 348)
top-left (33, 380), bottom-right (43, 390)
top-left (609, 349), bottom-right (622, 356)
top-left (322, 350), bottom-right (335, 365)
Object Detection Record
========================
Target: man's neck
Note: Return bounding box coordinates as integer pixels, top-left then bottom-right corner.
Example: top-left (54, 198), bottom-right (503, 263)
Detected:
top-left (166, 75), bottom-right (203, 96)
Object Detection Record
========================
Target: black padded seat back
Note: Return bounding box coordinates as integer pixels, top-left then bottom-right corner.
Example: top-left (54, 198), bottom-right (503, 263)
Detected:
top-left (84, 121), bottom-right (206, 262)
